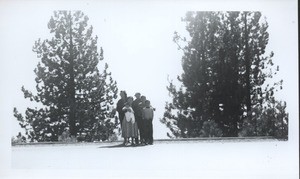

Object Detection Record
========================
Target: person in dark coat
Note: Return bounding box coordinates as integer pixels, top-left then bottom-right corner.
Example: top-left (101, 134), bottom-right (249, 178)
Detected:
top-left (116, 91), bottom-right (127, 144)
top-left (132, 92), bottom-right (143, 145)
top-left (116, 91), bottom-right (127, 127)
top-left (142, 100), bottom-right (154, 145)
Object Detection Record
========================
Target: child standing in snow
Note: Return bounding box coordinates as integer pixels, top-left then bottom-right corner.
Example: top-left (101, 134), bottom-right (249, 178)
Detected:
top-left (122, 96), bottom-right (139, 146)
top-left (142, 100), bottom-right (154, 145)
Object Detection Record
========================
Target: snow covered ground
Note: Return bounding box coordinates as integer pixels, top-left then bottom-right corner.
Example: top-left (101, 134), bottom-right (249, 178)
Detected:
top-left (6, 139), bottom-right (299, 179)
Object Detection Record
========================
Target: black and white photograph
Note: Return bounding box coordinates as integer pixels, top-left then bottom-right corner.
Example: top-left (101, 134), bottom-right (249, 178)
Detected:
top-left (0, 0), bottom-right (298, 178)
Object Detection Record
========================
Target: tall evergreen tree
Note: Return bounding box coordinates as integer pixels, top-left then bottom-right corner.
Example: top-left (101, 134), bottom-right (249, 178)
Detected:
top-left (161, 11), bottom-right (288, 138)
top-left (13, 11), bottom-right (118, 142)
top-left (162, 12), bottom-right (224, 138)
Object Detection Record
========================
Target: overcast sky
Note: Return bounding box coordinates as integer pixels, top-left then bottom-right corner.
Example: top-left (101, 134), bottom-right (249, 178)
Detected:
top-left (0, 0), bottom-right (298, 140)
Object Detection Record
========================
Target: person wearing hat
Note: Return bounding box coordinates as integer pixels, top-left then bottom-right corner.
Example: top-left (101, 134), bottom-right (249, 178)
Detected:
top-left (132, 92), bottom-right (143, 145)
top-left (116, 91), bottom-right (127, 127)
top-left (142, 100), bottom-right (154, 145)
top-left (116, 91), bottom-right (127, 145)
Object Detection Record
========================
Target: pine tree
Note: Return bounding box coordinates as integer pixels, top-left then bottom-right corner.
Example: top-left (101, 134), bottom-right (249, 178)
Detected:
top-left (161, 12), bottom-right (224, 138)
top-left (13, 11), bottom-right (118, 142)
top-left (161, 11), bottom-right (288, 138)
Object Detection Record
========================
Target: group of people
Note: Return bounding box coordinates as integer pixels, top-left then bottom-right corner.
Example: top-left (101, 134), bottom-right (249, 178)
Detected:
top-left (116, 91), bottom-right (155, 146)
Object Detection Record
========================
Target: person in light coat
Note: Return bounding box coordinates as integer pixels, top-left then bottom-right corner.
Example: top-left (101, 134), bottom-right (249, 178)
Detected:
top-left (122, 96), bottom-right (139, 146)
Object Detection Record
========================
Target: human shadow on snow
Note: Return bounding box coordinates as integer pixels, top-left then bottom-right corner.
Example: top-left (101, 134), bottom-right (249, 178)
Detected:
top-left (99, 143), bottom-right (148, 148)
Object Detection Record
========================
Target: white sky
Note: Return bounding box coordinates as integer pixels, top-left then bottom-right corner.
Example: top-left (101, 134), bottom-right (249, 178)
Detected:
top-left (0, 0), bottom-right (298, 141)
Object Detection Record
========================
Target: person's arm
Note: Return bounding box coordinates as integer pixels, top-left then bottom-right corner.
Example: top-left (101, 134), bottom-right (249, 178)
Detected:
top-left (130, 107), bottom-right (134, 113)
top-left (150, 105), bottom-right (156, 111)
top-left (151, 109), bottom-right (154, 121)
top-left (116, 100), bottom-right (121, 113)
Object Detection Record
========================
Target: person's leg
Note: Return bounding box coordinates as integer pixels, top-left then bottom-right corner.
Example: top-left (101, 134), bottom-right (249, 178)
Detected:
top-left (127, 138), bottom-right (131, 146)
top-left (138, 120), bottom-right (144, 144)
top-left (149, 120), bottom-right (153, 144)
top-left (144, 120), bottom-right (150, 144)
top-left (142, 120), bottom-right (147, 144)
top-left (119, 115), bottom-right (124, 128)
top-left (130, 122), bottom-right (135, 145)
top-left (121, 119), bottom-right (126, 145)
top-left (138, 121), bottom-right (143, 144)
top-left (135, 120), bottom-right (140, 144)
top-left (123, 138), bottom-right (126, 145)
top-left (120, 116), bottom-right (125, 144)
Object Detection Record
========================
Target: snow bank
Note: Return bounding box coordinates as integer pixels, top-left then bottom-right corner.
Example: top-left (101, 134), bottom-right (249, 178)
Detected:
top-left (9, 139), bottom-right (299, 179)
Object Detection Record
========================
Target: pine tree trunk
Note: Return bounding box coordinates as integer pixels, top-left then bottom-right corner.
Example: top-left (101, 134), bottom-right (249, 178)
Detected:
top-left (68, 13), bottom-right (77, 137)
top-left (232, 55), bottom-right (239, 137)
top-left (244, 12), bottom-right (251, 114)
